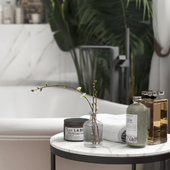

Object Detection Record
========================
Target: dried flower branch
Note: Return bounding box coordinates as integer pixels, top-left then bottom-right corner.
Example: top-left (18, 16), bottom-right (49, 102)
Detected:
top-left (31, 80), bottom-right (100, 146)
top-left (31, 81), bottom-right (98, 114)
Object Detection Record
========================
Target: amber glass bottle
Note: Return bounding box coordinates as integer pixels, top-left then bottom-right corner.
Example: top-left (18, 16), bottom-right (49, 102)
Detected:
top-left (141, 91), bottom-right (168, 145)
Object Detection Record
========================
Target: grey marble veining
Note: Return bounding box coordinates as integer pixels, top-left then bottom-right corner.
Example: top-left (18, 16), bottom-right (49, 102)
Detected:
top-left (0, 0), bottom-right (16, 6)
top-left (51, 132), bottom-right (170, 157)
top-left (0, 24), bottom-right (78, 86)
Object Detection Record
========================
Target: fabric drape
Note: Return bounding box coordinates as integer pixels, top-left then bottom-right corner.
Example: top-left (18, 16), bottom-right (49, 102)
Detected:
top-left (148, 1), bottom-right (170, 169)
top-left (149, 0), bottom-right (170, 132)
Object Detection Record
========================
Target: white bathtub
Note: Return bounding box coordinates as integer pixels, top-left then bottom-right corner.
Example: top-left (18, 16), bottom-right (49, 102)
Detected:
top-left (0, 86), bottom-right (128, 170)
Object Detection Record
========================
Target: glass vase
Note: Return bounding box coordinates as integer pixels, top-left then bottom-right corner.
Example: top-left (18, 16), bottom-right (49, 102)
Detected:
top-left (83, 114), bottom-right (103, 148)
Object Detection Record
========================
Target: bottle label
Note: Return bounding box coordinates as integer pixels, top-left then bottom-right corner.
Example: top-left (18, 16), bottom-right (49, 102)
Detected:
top-left (65, 127), bottom-right (83, 141)
top-left (126, 114), bottom-right (138, 143)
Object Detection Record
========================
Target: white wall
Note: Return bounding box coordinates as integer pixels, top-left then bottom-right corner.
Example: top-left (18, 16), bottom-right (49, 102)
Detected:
top-left (0, 24), bottom-right (78, 86)
top-left (0, 0), bottom-right (16, 6)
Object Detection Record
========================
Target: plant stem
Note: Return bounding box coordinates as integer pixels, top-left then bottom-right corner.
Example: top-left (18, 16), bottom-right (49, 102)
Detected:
top-left (32, 84), bottom-right (93, 111)
top-left (120, 0), bottom-right (127, 28)
top-left (32, 80), bottom-right (100, 146)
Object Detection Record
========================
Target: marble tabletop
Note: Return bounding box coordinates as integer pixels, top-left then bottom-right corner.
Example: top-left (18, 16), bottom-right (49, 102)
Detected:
top-left (50, 133), bottom-right (170, 158)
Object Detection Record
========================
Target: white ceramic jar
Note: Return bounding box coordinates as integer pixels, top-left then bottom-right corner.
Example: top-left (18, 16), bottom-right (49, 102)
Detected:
top-left (15, 2), bottom-right (24, 24)
top-left (31, 13), bottom-right (41, 24)
top-left (3, 1), bottom-right (14, 24)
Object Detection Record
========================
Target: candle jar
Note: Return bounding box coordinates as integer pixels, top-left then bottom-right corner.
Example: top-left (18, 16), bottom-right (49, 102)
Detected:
top-left (64, 118), bottom-right (88, 142)
top-left (31, 13), bottom-right (41, 24)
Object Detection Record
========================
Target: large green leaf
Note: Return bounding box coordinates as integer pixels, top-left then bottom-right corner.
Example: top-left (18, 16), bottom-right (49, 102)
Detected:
top-left (41, 0), bottom-right (153, 100)
top-left (42, 0), bottom-right (80, 51)
top-left (127, 0), bottom-right (152, 20)
top-left (134, 25), bottom-right (153, 95)
top-left (41, 0), bottom-right (54, 14)
top-left (79, 0), bottom-right (152, 55)
top-left (54, 32), bottom-right (70, 51)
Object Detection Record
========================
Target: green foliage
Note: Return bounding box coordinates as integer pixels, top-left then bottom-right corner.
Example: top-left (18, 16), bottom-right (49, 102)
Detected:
top-left (78, 49), bottom-right (110, 98)
top-left (41, 0), bottom-right (80, 51)
top-left (79, 0), bottom-right (152, 56)
top-left (127, 0), bottom-right (152, 20)
top-left (134, 24), bottom-right (153, 95)
top-left (41, 0), bottom-right (153, 100)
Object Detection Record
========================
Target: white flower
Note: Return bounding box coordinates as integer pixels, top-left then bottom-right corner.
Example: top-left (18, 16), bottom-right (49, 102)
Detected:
top-left (77, 87), bottom-right (82, 91)
top-left (91, 101), bottom-right (93, 105)
top-left (96, 107), bottom-right (98, 111)
top-left (81, 93), bottom-right (86, 98)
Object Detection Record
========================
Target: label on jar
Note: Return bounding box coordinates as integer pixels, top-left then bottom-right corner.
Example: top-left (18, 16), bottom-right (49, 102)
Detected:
top-left (126, 114), bottom-right (138, 143)
top-left (65, 127), bottom-right (83, 141)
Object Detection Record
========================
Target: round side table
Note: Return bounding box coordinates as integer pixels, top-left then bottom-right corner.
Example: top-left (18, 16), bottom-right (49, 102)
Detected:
top-left (50, 133), bottom-right (170, 170)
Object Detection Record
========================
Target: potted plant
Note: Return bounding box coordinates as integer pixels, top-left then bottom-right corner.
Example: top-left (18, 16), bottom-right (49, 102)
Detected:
top-left (41, 0), bottom-right (153, 100)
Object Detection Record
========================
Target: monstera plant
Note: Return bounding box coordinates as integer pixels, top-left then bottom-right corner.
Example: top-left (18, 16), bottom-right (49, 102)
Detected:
top-left (41, 0), bottom-right (153, 100)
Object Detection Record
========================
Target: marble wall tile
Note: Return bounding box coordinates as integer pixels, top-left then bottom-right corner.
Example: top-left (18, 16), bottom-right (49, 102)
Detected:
top-left (0, 0), bottom-right (16, 6)
top-left (0, 24), bottom-right (78, 86)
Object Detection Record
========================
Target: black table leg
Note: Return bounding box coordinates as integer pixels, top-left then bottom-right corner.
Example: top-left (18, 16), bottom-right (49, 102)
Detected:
top-left (132, 164), bottom-right (136, 170)
top-left (160, 160), bottom-right (165, 170)
top-left (51, 152), bottom-right (55, 170)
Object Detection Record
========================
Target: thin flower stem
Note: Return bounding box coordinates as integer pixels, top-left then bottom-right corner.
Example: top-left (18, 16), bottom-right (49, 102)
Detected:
top-left (95, 90), bottom-right (97, 112)
top-left (32, 80), bottom-right (100, 146)
top-left (32, 84), bottom-right (93, 111)
top-left (94, 119), bottom-right (96, 144)
top-left (95, 120), bottom-right (100, 144)
top-left (91, 80), bottom-right (100, 145)
top-left (92, 121), bottom-right (95, 144)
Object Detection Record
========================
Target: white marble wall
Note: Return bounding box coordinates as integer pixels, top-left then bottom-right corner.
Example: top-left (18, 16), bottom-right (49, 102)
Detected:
top-left (0, 24), bottom-right (78, 86)
top-left (0, 0), bottom-right (16, 6)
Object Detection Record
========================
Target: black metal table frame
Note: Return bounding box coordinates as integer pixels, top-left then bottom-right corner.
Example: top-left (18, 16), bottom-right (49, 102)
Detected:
top-left (51, 145), bottom-right (170, 170)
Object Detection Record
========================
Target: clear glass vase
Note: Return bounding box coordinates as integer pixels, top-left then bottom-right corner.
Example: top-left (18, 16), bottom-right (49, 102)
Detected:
top-left (83, 114), bottom-right (103, 148)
